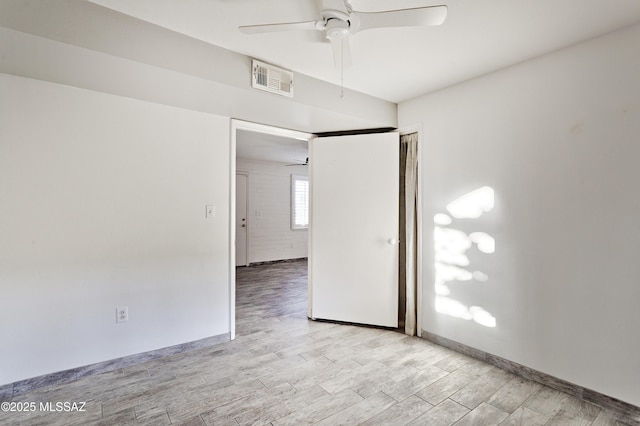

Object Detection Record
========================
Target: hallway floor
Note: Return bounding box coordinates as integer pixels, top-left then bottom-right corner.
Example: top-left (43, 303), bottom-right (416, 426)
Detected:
top-left (0, 259), bottom-right (632, 425)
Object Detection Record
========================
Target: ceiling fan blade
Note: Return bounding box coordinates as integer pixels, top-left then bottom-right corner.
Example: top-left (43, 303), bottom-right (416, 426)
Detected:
top-left (286, 158), bottom-right (309, 166)
top-left (239, 20), bottom-right (317, 35)
top-left (330, 35), bottom-right (352, 69)
top-left (355, 5), bottom-right (447, 33)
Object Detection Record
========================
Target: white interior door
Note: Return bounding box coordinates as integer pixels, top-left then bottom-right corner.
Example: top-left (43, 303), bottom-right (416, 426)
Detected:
top-left (235, 173), bottom-right (248, 266)
top-left (310, 132), bottom-right (399, 327)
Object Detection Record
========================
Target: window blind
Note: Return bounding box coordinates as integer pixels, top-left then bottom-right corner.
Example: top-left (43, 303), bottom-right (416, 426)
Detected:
top-left (291, 175), bottom-right (309, 229)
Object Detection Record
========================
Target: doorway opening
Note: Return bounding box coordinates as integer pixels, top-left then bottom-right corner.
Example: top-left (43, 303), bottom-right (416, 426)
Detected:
top-left (229, 121), bottom-right (422, 340)
top-left (230, 120), bottom-right (313, 339)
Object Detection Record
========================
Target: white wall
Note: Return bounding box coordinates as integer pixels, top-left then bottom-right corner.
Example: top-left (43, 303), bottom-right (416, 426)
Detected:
top-left (0, 74), bottom-right (230, 384)
top-left (399, 23), bottom-right (640, 406)
top-left (236, 158), bottom-right (308, 263)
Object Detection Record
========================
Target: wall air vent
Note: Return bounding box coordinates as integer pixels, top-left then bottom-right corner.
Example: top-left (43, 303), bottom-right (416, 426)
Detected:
top-left (252, 60), bottom-right (294, 98)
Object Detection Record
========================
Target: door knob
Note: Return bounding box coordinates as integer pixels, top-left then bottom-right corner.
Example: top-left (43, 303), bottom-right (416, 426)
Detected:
top-left (388, 238), bottom-right (399, 245)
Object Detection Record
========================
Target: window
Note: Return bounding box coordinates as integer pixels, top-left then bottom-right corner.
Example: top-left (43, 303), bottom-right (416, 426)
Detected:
top-left (291, 175), bottom-right (309, 230)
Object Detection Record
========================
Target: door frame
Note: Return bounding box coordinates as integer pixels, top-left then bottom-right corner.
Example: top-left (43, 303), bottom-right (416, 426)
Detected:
top-left (235, 171), bottom-right (250, 267)
top-left (229, 119), bottom-right (313, 340)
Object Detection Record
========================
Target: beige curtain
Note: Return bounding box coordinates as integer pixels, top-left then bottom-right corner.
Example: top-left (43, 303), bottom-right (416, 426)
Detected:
top-left (399, 132), bottom-right (418, 336)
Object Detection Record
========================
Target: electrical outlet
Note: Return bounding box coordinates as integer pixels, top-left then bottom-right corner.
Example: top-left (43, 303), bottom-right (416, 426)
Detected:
top-left (116, 306), bottom-right (128, 323)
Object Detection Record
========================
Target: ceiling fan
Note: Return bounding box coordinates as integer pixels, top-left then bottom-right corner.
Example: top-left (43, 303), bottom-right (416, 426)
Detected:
top-left (239, 0), bottom-right (447, 68)
top-left (286, 157), bottom-right (309, 166)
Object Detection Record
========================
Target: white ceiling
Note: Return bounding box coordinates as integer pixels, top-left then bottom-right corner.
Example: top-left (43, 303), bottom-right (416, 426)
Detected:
top-left (236, 129), bottom-right (309, 164)
top-left (91, 0), bottom-right (640, 103)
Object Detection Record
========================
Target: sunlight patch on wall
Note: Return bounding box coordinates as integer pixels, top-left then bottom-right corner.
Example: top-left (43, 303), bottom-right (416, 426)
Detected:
top-left (469, 306), bottom-right (497, 328)
top-left (446, 186), bottom-right (494, 219)
top-left (435, 227), bottom-right (471, 266)
top-left (473, 271), bottom-right (489, 282)
top-left (469, 232), bottom-right (495, 254)
top-left (435, 296), bottom-right (472, 320)
top-left (434, 213), bottom-right (453, 226)
top-left (435, 296), bottom-right (497, 328)
top-left (433, 186), bottom-right (497, 328)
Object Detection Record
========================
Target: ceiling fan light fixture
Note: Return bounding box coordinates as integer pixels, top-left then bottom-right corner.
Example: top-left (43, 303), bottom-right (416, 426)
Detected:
top-left (325, 18), bottom-right (350, 40)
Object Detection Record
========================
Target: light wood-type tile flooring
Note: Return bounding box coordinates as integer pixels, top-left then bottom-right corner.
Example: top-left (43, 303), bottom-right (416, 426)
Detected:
top-left (0, 259), bottom-right (635, 425)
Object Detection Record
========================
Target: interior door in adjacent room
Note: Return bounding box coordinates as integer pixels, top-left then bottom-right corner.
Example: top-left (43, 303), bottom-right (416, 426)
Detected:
top-left (235, 172), bottom-right (248, 266)
top-left (310, 132), bottom-right (400, 328)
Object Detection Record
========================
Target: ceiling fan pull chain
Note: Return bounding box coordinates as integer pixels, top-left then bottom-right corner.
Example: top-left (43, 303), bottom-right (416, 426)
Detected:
top-left (340, 38), bottom-right (345, 99)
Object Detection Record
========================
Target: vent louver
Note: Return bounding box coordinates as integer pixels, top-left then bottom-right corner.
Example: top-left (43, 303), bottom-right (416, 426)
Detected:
top-left (252, 60), bottom-right (294, 98)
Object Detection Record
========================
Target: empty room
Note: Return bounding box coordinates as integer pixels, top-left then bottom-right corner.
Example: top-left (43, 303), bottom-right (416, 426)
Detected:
top-left (1, 0), bottom-right (639, 424)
